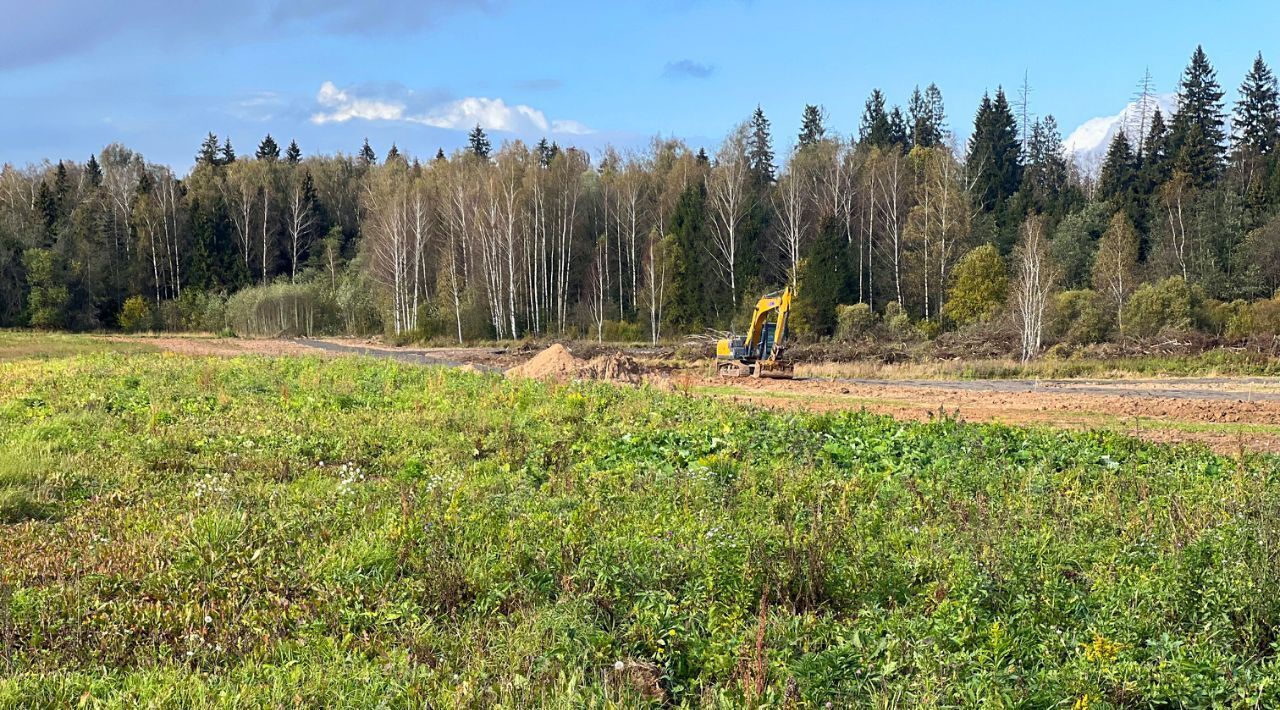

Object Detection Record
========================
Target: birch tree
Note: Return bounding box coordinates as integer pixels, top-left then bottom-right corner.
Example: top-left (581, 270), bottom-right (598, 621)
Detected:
top-left (706, 123), bottom-right (751, 307)
top-left (1012, 215), bottom-right (1057, 360)
top-left (1092, 211), bottom-right (1139, 329)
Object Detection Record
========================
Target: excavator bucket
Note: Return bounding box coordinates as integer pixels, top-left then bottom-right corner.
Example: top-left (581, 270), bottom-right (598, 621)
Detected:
top-left (755, 359), bottom-right (794, 379)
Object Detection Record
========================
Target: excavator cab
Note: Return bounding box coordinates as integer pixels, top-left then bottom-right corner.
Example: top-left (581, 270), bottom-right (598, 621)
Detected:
top-left (716, 288), bottom-right (794, 378)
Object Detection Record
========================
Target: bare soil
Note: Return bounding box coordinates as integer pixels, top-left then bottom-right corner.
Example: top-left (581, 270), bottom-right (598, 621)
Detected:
top-left (99, 335), bottom-right (1280, 454)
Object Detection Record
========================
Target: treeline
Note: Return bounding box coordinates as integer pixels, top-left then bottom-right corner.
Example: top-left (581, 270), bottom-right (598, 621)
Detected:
top-left (2, 46), bottom-right (1279, 355)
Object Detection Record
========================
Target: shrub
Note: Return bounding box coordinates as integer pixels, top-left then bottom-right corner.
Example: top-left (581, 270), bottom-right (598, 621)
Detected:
top-left (226, 281), bottom-right (339, 337)
top-left (1049, 289), bottom-right (1113, 345)
top-left (834, 303), bottom-right (877, 341)
top-left (1237, 297), bottom-right (1280, 338)
top-left (882, 301), bottom-right (914, 339)
top-left (942, 244), bottom-right (1007, 326)
top-left (1121, 276), bottom-right (1194, 338)
top-left (118, 296), bottom-right (153, 333)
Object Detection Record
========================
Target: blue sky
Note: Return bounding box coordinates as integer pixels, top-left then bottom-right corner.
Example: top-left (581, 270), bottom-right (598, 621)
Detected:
top-left (2, 0), bottom-right (1277, 171)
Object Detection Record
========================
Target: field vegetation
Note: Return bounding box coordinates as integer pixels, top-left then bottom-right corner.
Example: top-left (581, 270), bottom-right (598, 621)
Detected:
top-left (2, 344), bottom-right (1279, 706)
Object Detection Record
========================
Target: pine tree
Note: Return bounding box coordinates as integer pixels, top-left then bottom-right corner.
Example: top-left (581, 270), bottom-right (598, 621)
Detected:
top-left (859, 90), bottom-right (892, 147)
top-left (747, 105), bottom-right (776, 187)
top-left (85, 154), bottom-right (103, 188)
top-left (967, 89), bottom-right (1022, 215)
top-left (797, 104), bottom-right (826, 148)
top-left (1169, 45), bottom-right (1226, 187)
top-left (1234, 53), bottom-right (1280, 159)
top-left (1098, 130), bottom-right (1137, 202)
top-left (435, 148), bottom-right (447, 163)
top-left (696, 147), bottom-right (709, 165)
top-left (220, 137), bottom-right (236, 165)
top-left (386, 143), bottom-right (401, 163)
top-left (285, 140), bottom-right (302, 165)
top-left (197, 133), bottom-right (221, 166)
top-left (468, 125), bottom-right (491, 159)
top-left (256, 134), bottom-right (280, 161)
top-left (358, 139), bottom-right (377, 167)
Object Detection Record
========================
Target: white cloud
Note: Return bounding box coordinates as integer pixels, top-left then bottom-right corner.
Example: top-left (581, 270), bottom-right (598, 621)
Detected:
top-left (308, 82), bottom-right (592, 135)
top-left (310, 81), bottom-right (406, 124)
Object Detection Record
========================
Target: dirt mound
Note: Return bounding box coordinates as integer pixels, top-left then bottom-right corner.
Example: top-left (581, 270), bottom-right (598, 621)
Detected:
top-left (506, 345), bottom-right (661, 386)
top-left (505, 343), bottom-right (585, 380)
top-left (584, 352), bottom-right (647, 384)
top-left (457, 363), bottom-right (484, 374)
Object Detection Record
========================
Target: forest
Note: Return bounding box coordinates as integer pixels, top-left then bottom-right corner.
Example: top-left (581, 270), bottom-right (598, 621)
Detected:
top-left (2, 46), bottom-right (1279, 357)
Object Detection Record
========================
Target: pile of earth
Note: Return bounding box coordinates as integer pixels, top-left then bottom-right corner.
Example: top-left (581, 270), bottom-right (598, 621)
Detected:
top-left (505, 344), bottom-right (668, 388)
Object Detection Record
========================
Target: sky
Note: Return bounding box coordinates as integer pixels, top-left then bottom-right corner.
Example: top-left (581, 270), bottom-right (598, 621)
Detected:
top-left (2, 0), bottom-right (1278, 172)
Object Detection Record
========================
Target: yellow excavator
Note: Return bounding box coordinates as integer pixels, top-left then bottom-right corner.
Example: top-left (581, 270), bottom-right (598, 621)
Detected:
top-left (715, 288), bottom-right (794, 378)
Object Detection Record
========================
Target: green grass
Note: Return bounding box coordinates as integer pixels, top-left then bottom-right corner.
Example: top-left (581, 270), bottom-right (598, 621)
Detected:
top-left (1, 347), bottom-right (1280, 707)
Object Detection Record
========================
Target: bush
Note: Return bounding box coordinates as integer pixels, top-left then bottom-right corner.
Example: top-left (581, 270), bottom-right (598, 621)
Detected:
top-left (1049, 289), bottom-right (1113, 345)
top-left (1121, 276), bottom-right (1195, 338)
top-left (118, 296), bottom-right (153, 333)
top-left (942, 244), bottom-right (1007, 326)
top-left (603, 320), bottom-right (645, 343)
top-left (226, 281), bottom-right (339, 337)
top-left (1231, 297), bottom-right (1280, 338)
top-left (834, 303), bottom-right (877, 341)
top-left (882, 301), bottom-right (914, 339)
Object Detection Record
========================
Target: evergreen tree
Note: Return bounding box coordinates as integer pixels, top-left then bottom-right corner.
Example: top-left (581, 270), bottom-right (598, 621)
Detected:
top-left (794, 216), bottom-right (854, 336)
top-left (967, 89), bottom-right (1023, 215)
top-left (220, 137), bottom-right (236, 165)
top-left (797, 104), bottom-right (826, 148)
top-left (1169, 45), bottom-right (1226, 187)
top-left (1098, 130), bottom-right (1137, 202)
top-left (696, 147), bottom-right (709, 165)
top-left (256, 134), bottom-right (280, 161)
top-left (888, 106), bottom-right (909, 148)
top-left (859, 90), bottom-right (892, 147)
top-left (284, 140), bottom-right (302, 165)
top-left (747, 105), bottom-right (776, 187)
top-left (1022, 116), bottom-right (1070, 216)
top-left (197, 132), bottom-right (221, 166)
top-left (1138, 108), bottom-right (1171, 193)
top-left (358, 138), bottom-right (377, 167)
top-left (85, 154), bottom-right (102, 187)
top-left (908, 84), bottom-right (946, 148)
top-left (1233, 53), bottom-right (1279, 159)
top-left (665, 182), bottom-right (710, 329)
top-left (386, 143), bottom-right (401, 163)
top-left (435, 148), bottom-right (447, 163)
top-left (467, 125), bottom-right (491, 160)
top-left (535, 138), bottom-right (559, 167)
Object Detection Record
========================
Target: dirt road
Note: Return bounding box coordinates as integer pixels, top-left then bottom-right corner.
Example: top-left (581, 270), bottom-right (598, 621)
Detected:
top-left (105, 336), bottom-right (1280, 454)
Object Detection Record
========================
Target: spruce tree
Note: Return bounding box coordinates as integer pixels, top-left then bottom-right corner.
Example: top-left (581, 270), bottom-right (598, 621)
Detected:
top-left (794, 216), bottom-right (854, 336)
top-left (696, 147), bottom-right (709, 165)
top-left (665, 182), bottom-right (710, 329)
top-left (1022, 116), bottom-right (1070, 216)
top-left (435, 148), bottom-right (447, 163)
top-left (888, 106), bottom-right (909, 148)
top-left (535, 138), bottom-right (558, 167)
top-left (1098, 130), bottom-right (1137, 202)
top-left (220, 138), bottom-right (236, 165)
top-left (85, 155), bottom-right (102, 188)
top-left (256, 134), bottom-right (280, 161)
top-left (747, 106), bottom-right (776, 187)
top-left (908, 84), bottom-right (945, 148)
top-left (285, 140), bottom-right (302, 165)
top-left (386, 143), bottom-right (401, 163)
top-left (468, 125), bottom-right (491, 159)
top-left (797, 104), bottom-right (826, 148)
top-left (197, 132), bottom-right (221, 166)
top-left (967, 89), bottom-right (1022, 214)
top-left (1169, 45), bottom-right (1226, 187)
top-left (1233, 53), bottom-right (1279, 159)
top-left (859, 90), bottom-right (892, 147)
top-left (1139, 108), bottom-right (1171, 191)
top-left (358, 139), bottom-right (377, 167)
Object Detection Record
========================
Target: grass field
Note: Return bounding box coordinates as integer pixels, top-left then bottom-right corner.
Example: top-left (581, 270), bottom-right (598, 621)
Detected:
top-left (2, 342), bottom-right (1280, 706)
